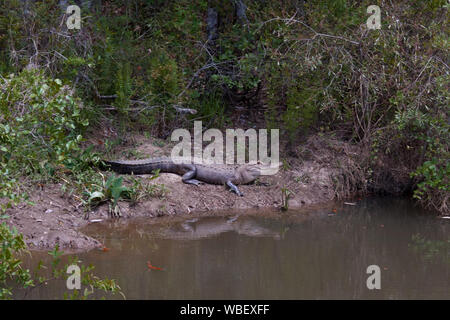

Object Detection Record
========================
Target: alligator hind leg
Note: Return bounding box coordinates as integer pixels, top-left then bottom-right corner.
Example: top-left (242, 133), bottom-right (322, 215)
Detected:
top-left (226, 181), bottom-right (243, 196)
top-left (184, 179), bottom-right (203, 186)
top-left (181, 168), bottom-right (203, 186)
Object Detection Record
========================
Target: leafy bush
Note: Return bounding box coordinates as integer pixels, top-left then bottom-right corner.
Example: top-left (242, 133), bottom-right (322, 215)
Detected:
top-left (394, 105), bottom-right (450, 212)
top-left (0, 70), bottom-right (89, 209)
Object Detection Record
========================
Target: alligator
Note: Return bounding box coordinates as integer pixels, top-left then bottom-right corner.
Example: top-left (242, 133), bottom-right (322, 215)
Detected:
top-left (103, 157), bottom-right (263, 196)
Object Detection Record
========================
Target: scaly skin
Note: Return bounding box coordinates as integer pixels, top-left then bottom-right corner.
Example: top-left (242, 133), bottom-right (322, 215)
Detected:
top-left (103, 157), bottom-right (262, 196)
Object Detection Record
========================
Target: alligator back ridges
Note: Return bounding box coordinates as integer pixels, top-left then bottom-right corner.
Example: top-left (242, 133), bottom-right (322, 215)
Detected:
top-left (104, 157), bottom-right (238, 173)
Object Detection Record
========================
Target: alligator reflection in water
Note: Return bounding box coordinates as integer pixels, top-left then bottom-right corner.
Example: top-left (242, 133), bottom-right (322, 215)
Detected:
top-left (149, 216), bottom-right (282, 241)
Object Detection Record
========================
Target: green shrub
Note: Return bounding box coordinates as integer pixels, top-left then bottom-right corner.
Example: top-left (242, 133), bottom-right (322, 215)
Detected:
top-left (0, 70), bottom-right (89, 209)
top-left (0, 221), bottom-right (33, 299)
top-left (283, 84), bottom-right (319, 141)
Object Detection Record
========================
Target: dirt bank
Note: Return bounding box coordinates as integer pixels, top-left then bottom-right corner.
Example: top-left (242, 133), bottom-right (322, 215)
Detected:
top-left (4, 135), bottom-right (364, 252)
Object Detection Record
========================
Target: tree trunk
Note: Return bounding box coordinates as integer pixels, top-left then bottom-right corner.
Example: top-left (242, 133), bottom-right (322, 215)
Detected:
top-left (206, 7), bottom-right (219, 44)
top-left (234, 0), bottom-right (249, 26)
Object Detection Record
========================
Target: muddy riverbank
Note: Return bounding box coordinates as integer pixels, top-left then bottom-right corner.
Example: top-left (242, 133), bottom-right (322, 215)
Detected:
top-left (3, 135), bottom-right (373, 252)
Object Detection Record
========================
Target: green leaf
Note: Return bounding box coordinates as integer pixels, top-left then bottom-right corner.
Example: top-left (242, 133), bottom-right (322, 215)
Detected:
top-left (88, 191), bottom-right (104, 202)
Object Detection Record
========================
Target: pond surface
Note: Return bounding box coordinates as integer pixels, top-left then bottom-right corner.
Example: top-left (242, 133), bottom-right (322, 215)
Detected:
top-left (18, 197), bottom-right (450, 299)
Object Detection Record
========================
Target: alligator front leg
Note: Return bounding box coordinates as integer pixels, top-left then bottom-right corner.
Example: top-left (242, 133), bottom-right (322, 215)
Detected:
top-left (226, 181), bottom-right (243, 197)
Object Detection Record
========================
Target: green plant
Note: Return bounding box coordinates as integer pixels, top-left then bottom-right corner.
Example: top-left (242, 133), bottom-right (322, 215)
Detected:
top-left (412, 159), bottom-right (450, 211)
top-left (127, 171), bottom-right (167, 205)
top-left (84, 173), bottom-right (131, 218)
top-left (0, 222), bottom-right (33, 299)
top-left (393, 100), bottom-right (450, 212)
top-left (114, 62), bottom-right (133, 116)
top-left (44, 245), bottom-right (124, 300)
top-left (281, 187), bottom-right (292, 211)
top-left (1, 220), bottom-right (123, 300)
top-left (283, 83), bottom-right (320, 141)
top-left (0, 70), bottom-right (89, 211)
top-left (84, 171), bottom-right (165, 218)
top-left (193, 91), bottom-right (228, 127)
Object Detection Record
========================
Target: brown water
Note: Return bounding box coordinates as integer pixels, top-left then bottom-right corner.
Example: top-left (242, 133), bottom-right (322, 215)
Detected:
top-left (16, 197), bottom-right (450, 299)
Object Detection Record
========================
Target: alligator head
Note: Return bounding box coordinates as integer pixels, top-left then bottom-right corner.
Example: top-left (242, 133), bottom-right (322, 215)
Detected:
top-left (235, 163), bottom-right (263, 184)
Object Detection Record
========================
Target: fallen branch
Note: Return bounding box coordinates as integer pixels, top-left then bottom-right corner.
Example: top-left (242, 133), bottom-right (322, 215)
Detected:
top-left (97, 102), bottom-right (197, 115)
top-left (256, 16), bottom-right (360, 45)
